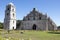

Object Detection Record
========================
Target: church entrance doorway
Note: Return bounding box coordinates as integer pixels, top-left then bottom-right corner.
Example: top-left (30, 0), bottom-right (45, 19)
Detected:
top-left (32, 24), bottom-right (37, 30)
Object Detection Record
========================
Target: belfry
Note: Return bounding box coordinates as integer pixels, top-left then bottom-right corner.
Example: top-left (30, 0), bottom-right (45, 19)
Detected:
top-left (4, 3), bottom-right (16, 30)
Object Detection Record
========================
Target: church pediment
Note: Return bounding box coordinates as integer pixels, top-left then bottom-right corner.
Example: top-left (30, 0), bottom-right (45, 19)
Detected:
top-left (23, 8), bottom-right (47, 21)
top-left (26, 8), bottom-right (42, 17)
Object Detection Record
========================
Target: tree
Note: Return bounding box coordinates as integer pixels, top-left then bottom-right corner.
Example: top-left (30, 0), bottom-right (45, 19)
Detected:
top-left (0, 22), bottom-right (3, 29)
top-left (16, 20), bottom-right (22, 29)
top-left (58, 26), bottom-right (60, 28)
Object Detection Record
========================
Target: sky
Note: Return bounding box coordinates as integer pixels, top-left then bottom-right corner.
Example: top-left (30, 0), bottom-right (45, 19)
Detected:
top-left (0, 0), bottom-right (60, 26)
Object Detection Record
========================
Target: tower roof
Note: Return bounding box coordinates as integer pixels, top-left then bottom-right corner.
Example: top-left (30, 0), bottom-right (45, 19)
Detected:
top-left (8, 2), bottom-right (14, 6)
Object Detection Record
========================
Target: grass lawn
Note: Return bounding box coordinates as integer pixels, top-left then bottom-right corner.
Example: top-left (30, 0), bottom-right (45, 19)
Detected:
top-left (0, 29), bottom-right (60, 40)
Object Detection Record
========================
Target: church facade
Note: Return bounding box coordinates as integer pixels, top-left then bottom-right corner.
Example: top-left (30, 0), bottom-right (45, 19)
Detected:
top-left (19, 8), bottom-right (57, 31)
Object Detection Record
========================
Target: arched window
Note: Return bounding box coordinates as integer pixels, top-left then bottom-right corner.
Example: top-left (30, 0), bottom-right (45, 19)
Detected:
top-left (7, 8), bottom-right (9, 10)
top-left (7, 13), bottom-right (9, 16)
top-left (33, 17), bottom-right (35, 20)
top-left (39, 17), bottom-right (41, 20)
top-left (13, 13), bottom-right (14, 17)
top-left (13, 21), bottom-right (14, 24)
top-left (12, 9), bottom-right (14, 12)
top-left (28, 17), bottom-right (30, 20)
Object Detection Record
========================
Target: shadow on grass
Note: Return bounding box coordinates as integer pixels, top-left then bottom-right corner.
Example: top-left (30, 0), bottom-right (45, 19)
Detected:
top-left (48, 31), bottom-right (60, 34)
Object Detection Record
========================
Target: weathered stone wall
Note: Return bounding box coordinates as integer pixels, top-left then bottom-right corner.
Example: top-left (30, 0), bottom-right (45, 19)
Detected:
top-left (20, 20), bottom-right (47, 30)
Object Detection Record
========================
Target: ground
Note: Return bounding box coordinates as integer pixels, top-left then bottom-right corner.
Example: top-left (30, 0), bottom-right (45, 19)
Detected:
top-left (0, 29), bottom-right (60, 40)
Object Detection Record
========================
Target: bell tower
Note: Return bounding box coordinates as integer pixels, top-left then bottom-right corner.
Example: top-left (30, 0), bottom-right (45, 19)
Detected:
top-left (4, 3), bottom-right (16, 30)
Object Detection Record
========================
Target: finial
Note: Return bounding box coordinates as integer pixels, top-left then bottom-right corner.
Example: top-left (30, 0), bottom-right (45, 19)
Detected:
top-left (33, 8), bottom-right (36, 11)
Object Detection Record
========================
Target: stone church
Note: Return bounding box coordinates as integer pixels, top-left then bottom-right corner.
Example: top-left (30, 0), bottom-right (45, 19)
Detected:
top-left (18, 8), bottom-right (57, 31)
top-left (4, 3), bottom-right (57, 31)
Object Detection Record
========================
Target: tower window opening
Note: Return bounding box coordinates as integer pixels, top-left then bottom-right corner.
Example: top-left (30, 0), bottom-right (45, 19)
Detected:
top-left (7, 13), bottom-right (9, 16)
top-left (13, 13), bottom-right (14, 17)
top-left (7, 8), bottom-right (10, 10)
top-left (12, 9), bottom-right (14, 12)
top-left (13, 21), bottom-right (14, 24)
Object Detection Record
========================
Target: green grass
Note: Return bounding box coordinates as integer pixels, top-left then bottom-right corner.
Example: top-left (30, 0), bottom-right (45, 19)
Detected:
top-left (0, 30), bottom-right (60, 40)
